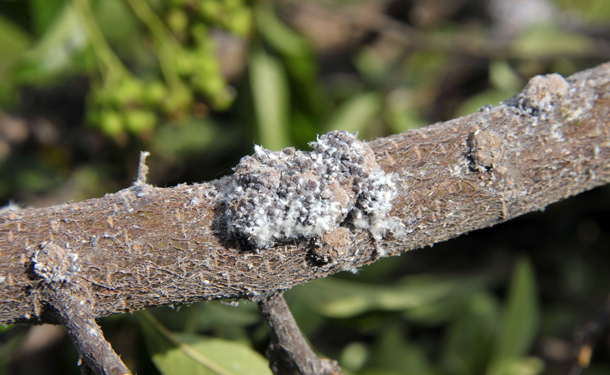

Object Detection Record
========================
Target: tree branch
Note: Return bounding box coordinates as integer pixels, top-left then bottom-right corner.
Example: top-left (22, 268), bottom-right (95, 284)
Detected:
top-left (25, 242), bottom-right (131, 374)
top-left (1, 61), bottom-right (609, 328)
top-left (258, 293), bottom-right (341, 375)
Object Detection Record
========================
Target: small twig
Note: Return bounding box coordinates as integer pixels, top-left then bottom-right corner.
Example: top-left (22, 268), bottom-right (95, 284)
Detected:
top-left (135, 151), bottom-right (150, 185)
top-left (27, 242), bottom-right (131, 375)
top-left (55, 287), bottom-right (131, 375)
top-left (258, 293), bottom-right (342, 375)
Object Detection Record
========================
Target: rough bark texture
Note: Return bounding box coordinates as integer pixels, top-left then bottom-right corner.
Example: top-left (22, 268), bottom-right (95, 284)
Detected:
top-left (258, 293), bottom-right (342, 375)
top-left (1, 62), bottom-right (609, 327)
top-left (54, 284), bottom-right (130, 375)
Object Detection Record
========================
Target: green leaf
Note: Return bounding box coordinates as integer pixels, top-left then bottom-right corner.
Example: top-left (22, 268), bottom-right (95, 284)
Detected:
top-left (442, 293), bottom-right (499, 375)
top-left (253, 3), bottom-right (329, 128)
top-left (502, 357), bottom-right (545, 375)
top-left (27, 0), bottom-right (67, 36)
top-left (180, 301), bottom-right (262, 341)
top-left (555, 0), bottom-right (610, 23)
top-left (249, 46), bottom-right (291, 150)
top-left (340, 341), bottom-right (369, 372)
top-left (286, 295), bottom-right (325, 337)
top-left (254, 5), bottom-right (310, 58)
top-left (511, 25), bottom-right (592, 58)
top-left (93, 0), bottom-right (138, 47)
top-left (366, 323), bottom-right (433, 375)
top-left (151, 119), bottom-right (215, 161)
top-left (385, 89), bottom-right (427, 134)
top-left (487, 258), bottom-right (540, 375)
top-left (402, 280), bottom-right (488, 325)
top-left (0, 325), bottom-right (28, 375)
top-left (16, 2), bottom-right (89, 84)
top-left (137, 310), bottom-right (272, 375)
top-left (0, 15), bottom-right (31, 58)
top-left (0, 15), bottom-right (31, 105)
top-left (289, 275), bottom-right (484, 319)
top-left (402, 50), bottom-right (448, 86)
top-left (489, 60), bottom-right (524, 93)
top-left (323, 92), bottom-right (382, 134)
top-left (454, 89), bottom-right (516, 118)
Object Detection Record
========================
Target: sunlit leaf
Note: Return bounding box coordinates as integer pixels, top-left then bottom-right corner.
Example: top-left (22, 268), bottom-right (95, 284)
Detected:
top-left (249, 46), bottom-right (291, 150)
top-left (358, 371), bottom-right (402, 375)
top-left (254, 2), bottom-right (326, 130)
top-left (490, 60), bottom-right (524, 93)
top-left (402, 280), bottom-right (489, 325)
top-left (511, 25), bottom-right (592, 58)
top-left (323, 92), bottom-right (381, 134)
top-left (402, 50), bottom-right (448, 86)
top-left (16, 3), bottom-right (89, 84)
top-left (0, 15), bottom-right (31, 105)
top-left (340, 341), bottom-right (369, 372)
top-left (555, 0), bottom-right (610, 22)
top-left (503, 357), bottom-right (545, 375)
top-left (151, 119), bottom-right (215, 161)
top-left (454, 89), bottom-right (516, 117)
top-left (354, 46), bottom-right (392, 82)
top-left (385, 88), bottom-right (427, 134)
top-left (137, 310), bottom-right (272, 375)
top-left (289, 275), bottom-right (484, 319)
top-left (0, 15), bottom-right (31, 57)
top-left (487, 258), bottom-right (540, 375)
top-left (254, 5), bottom-right (310, 58)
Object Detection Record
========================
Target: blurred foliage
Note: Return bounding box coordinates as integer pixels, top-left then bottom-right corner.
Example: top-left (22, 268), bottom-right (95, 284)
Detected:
top-left (1, 0), bottom-right (610, 374)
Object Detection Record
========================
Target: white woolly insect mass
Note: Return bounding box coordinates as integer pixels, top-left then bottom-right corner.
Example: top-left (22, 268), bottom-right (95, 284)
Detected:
top-left (224, 131), bottom-right (402, 248)
top-left (31, 242), bottom-right (80, 284)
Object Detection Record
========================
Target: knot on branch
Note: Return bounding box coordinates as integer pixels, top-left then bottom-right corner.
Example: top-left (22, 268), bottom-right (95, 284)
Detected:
top-left (467, 130), bottom-right (505, 172)
top-left (514, 73), bottom-right (570, 119)
top-left (223, 131), bottom-right (404, 249)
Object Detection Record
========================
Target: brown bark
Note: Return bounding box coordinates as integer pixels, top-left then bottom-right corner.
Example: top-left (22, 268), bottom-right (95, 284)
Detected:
top-left (1, 62), bottom-right (609, 328)
top-left (258, 293), bottom-right (342, 375)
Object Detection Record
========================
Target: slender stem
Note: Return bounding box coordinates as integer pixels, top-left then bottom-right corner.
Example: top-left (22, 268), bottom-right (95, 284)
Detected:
top-left (72, 0), bottom-right (128, 85)
top-left (55, 287), bottom-right (131, 375)
top-left (125, 0), bottom-right (181, 88)
top-left (258, 293), bottom-right (342, 375)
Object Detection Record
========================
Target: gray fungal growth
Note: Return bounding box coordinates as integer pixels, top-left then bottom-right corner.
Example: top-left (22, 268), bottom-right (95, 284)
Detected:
top-left (224, 131), bottom-right (403, 249)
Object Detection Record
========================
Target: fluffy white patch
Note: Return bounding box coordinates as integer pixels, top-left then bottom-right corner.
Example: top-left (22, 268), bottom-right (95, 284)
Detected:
top-left (224, 131), bottom-right (402, 248)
